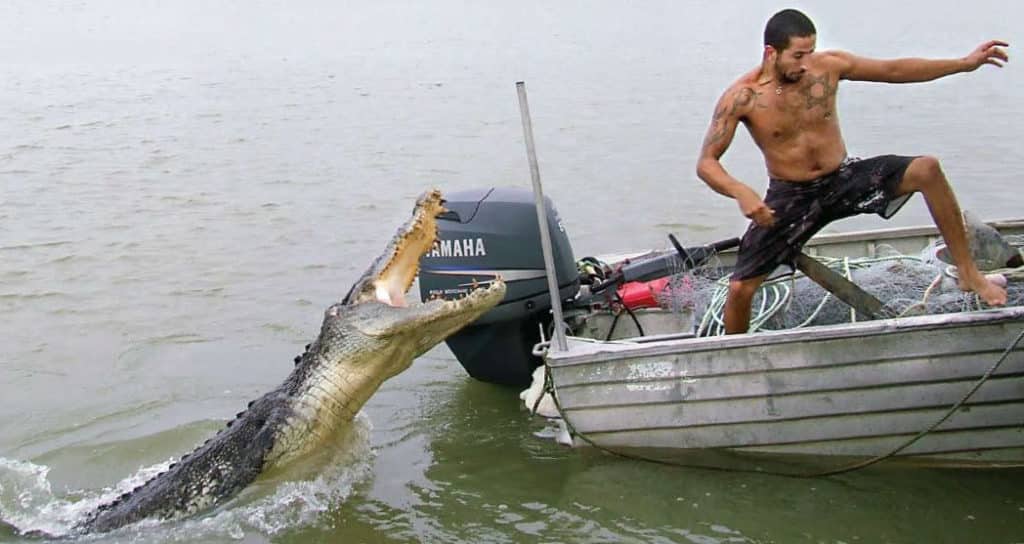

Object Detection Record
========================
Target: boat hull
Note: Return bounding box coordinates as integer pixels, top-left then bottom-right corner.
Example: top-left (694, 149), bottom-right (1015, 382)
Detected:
top-left (548, 298), bottom-right (1024, 467)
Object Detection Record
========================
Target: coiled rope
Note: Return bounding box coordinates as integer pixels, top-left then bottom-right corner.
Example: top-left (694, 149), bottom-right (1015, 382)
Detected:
top-left (696, 254), bottom-right (961, 337)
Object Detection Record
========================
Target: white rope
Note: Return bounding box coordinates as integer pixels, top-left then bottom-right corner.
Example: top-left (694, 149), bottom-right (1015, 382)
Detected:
top-left (696, 254), bottom-right (974, 336)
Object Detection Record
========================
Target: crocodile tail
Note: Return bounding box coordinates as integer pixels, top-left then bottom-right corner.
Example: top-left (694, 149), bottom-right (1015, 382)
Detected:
top-left (76, 392), bottom-right (284, 534)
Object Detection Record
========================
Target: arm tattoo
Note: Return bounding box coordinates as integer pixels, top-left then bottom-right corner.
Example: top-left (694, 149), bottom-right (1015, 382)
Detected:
top-left (704, 88), bottom-right (754, 146)
top-left (705, 106), bottom-right (728, 146)
top-left (732, 87), bottom-right (754, 111)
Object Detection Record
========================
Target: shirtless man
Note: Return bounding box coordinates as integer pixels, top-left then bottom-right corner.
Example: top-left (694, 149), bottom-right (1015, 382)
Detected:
top-left (696, 8), bottom-right (1009, 334)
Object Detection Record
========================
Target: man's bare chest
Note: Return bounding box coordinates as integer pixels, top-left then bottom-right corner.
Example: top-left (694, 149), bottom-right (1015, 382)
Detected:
top-left (745, 72), bottom-right (840, 138)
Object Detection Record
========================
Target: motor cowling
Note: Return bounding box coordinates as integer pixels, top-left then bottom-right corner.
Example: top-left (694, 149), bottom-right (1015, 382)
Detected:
top-left (419, 187), bottom-right (579, 386)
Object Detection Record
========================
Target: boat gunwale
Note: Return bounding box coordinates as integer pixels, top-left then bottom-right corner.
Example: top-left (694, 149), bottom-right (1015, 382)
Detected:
top-left (803, 217), bottom-right (1024, 248)
top-left (546, 306), bottom-right (1024, 367)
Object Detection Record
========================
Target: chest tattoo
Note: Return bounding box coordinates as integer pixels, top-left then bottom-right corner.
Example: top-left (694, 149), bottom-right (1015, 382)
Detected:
top-left (800, 73), bottom-right (836, 111)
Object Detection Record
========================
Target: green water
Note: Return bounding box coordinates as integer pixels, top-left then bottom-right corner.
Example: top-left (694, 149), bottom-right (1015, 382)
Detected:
top-left (1, 0), bottom-right (1023, 541)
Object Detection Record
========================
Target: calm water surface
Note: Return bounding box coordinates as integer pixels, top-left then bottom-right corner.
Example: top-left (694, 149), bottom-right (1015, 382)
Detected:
top-left (1, 1), bottom-right (1023, 542)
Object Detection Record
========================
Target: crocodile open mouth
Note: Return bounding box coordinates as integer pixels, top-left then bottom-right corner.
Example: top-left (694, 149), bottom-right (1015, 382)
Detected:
top-left (374, 190), bottom-right (444, 307)
top-left (344, 189), bottom-right (445, 307)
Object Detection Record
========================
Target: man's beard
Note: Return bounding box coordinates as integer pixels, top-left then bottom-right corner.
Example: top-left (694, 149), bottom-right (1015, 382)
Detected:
top-left (777, 63), bottom-right (805, 84)
top-left (778, 67), bottom-right (802, 83)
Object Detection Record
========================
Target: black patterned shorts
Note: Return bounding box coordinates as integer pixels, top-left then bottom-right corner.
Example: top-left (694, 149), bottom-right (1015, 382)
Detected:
top-left (731, 154), bottom-right (918, 281)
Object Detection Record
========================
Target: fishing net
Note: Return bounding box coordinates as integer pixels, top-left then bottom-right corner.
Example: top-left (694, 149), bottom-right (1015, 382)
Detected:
top-left (654, 235), bottom-right (1024, 337)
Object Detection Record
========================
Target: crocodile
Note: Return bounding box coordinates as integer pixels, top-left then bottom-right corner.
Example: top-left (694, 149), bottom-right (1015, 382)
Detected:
top-left (7, 189), bottom-right (506, 536)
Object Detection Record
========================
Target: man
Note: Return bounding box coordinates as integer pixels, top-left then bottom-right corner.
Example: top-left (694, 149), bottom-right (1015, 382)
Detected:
top-left (696, 8), bottom-right (1009, 334)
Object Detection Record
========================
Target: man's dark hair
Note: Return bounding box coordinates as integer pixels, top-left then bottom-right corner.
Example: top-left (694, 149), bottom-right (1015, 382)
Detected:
top-left (764, 9), bottom-right (816, 51)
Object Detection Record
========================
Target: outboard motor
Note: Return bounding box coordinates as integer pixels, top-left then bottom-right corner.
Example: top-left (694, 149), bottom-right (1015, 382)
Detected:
top-left (419, 187), bottom-right (579, 386)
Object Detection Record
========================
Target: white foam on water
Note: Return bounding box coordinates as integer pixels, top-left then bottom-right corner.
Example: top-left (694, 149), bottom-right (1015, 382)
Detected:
top-left (0, 455), bottom-right (116, 537)
top-left (0, 457), bottom-right (56, 534)
top-left (0, 413), bottom-right (376, 541)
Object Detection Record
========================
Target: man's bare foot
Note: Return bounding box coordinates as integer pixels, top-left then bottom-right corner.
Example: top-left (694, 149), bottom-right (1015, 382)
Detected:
top-left (958, 271), bottom-right (1008, 306)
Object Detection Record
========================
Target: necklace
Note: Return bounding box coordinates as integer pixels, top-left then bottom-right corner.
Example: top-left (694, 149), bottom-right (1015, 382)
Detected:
top-left (758, 74), bottom-right (783, 95)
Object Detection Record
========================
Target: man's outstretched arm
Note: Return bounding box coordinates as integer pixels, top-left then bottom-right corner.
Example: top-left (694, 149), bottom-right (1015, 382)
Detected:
top-left (696, 86), bottom-right (775, 227)
top-left (831, 40), bottom-right (1009, 83)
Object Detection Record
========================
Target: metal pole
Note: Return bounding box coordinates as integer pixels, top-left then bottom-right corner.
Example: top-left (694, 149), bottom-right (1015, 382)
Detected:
top-left (515, 81), bottom-right (567, 352)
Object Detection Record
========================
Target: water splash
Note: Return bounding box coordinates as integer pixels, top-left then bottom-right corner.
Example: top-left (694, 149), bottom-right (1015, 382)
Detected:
top-left (0, 414), bottom-right (375, 540)
top-left (0, 456), bottom-right (85, 537)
